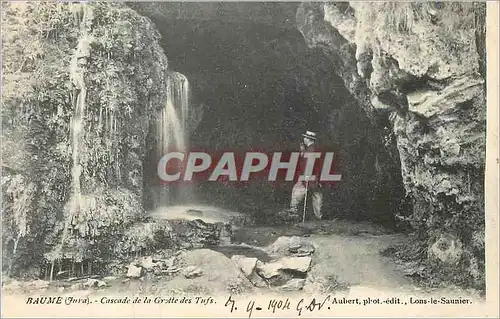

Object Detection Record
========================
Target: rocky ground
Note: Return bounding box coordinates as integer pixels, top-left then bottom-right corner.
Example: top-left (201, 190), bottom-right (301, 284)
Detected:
top-left (2, 209), bottom-right (483, 301)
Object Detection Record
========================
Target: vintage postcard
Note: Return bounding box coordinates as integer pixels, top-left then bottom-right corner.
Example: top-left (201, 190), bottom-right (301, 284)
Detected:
top-left (1, 1), bottom-right (498, 318)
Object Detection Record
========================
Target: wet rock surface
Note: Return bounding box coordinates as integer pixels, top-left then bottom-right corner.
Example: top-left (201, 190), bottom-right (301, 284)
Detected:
top-left (116, 217), bottom-right (231, 259)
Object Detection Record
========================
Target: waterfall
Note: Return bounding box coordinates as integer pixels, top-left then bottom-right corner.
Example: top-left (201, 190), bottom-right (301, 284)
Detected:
top-left (155, 71), bottom-right (192, 206)
top-left (50, 4), bottom-right (93, 281)
top-left (69, 81), bottom-right (86, 215)
top-left (157, 71), bottom-right (190, 155)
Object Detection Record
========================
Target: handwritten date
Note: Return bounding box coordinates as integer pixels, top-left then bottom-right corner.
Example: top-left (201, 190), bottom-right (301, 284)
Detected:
top-left (225, 295), bottom-right (341, 317)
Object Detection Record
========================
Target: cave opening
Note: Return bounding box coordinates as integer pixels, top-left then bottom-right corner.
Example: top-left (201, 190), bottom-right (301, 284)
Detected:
top-left (134, 3), bottom-right (407, 229)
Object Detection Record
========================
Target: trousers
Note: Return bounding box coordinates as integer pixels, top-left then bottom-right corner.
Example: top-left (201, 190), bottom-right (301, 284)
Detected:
top-left (290, 181), bottom-right (323, 219)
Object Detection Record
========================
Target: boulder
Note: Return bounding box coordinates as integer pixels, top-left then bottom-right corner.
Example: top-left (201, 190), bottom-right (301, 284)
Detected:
top-left (265, 236), bottom-right (315, 257)
top-left (231, 255), bottom-right (268, 288)
top-left (280, 256), bottom-right (312, 272)
top-left (255, 256), bottom-right (312, 287)
top-left (248, 272), bottom-right (269, 288)
top-left (255, 260), bottom-right (281, 279)
top-left (163, 249), bottom-right (253, 294)
top-left (255, 260), bottom-right (295, 286)
top-left (257, 256), bottom-right (312, 278)
top-left (231, 255), bottom-right (258, 277)
top-left (126, 264), bottom-right (143, 278)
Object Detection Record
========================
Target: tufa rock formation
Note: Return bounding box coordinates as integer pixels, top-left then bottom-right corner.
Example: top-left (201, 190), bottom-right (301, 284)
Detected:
top-left (2, 1), bottom-right (170, 275)
top-left (296, 2), bottom-right (486, 290)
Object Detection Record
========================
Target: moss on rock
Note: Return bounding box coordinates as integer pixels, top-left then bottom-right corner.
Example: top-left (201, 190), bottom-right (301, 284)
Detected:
top-left (2, 1), bottom-right (169, 275)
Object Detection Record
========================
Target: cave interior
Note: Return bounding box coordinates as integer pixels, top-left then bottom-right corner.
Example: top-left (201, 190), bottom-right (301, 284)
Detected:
top-left (133, 2), bottom-right (407, 228)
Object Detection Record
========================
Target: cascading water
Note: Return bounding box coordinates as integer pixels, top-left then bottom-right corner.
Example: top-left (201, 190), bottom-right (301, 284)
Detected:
top-left (156, 72), bottom-right (189, 155)
top-left (155, 71), bottom-right (192, 206)
top-left (69, 79), bottom-right (85, 216)
top-left (49, 4), bottom-right (92, 281)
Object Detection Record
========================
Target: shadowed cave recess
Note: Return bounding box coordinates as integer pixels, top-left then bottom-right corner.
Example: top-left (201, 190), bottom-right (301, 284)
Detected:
top-left (133, 2), bottom-right (407, 228)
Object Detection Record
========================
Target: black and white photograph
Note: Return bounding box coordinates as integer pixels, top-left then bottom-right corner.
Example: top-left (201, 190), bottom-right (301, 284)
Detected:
top-left (1, 1), bottom-right (498, 317)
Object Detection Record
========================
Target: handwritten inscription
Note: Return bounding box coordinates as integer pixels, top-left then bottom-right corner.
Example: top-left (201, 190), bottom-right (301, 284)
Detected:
top-left (223, 295), bottom-right (474, 317)
top-left (269, 298), bottom-right (291, 313)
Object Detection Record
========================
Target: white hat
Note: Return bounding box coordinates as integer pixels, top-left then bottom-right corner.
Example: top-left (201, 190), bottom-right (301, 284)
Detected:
top-left (302, 131), bottom-right (317, 140)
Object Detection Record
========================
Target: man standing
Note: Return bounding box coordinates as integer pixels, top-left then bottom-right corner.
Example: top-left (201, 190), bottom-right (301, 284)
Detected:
top-left (290, 130), bottom-right (323, 220)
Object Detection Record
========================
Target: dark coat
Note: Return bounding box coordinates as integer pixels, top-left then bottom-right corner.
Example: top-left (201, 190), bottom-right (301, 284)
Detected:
top-left (297, 142), bottom-right (322, 188)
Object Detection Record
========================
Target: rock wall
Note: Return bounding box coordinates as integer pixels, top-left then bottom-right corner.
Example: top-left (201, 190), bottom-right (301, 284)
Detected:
top-left (2, 1), bottom-right (169, 275)
top-left (292, 4), bottom-right (409, 226)
top-left (296, 2), bottom-right (486, 290)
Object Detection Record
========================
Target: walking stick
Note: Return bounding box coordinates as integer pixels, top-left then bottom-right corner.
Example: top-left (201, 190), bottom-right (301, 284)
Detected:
top-left (302, 179), bottom-right (309, 227)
